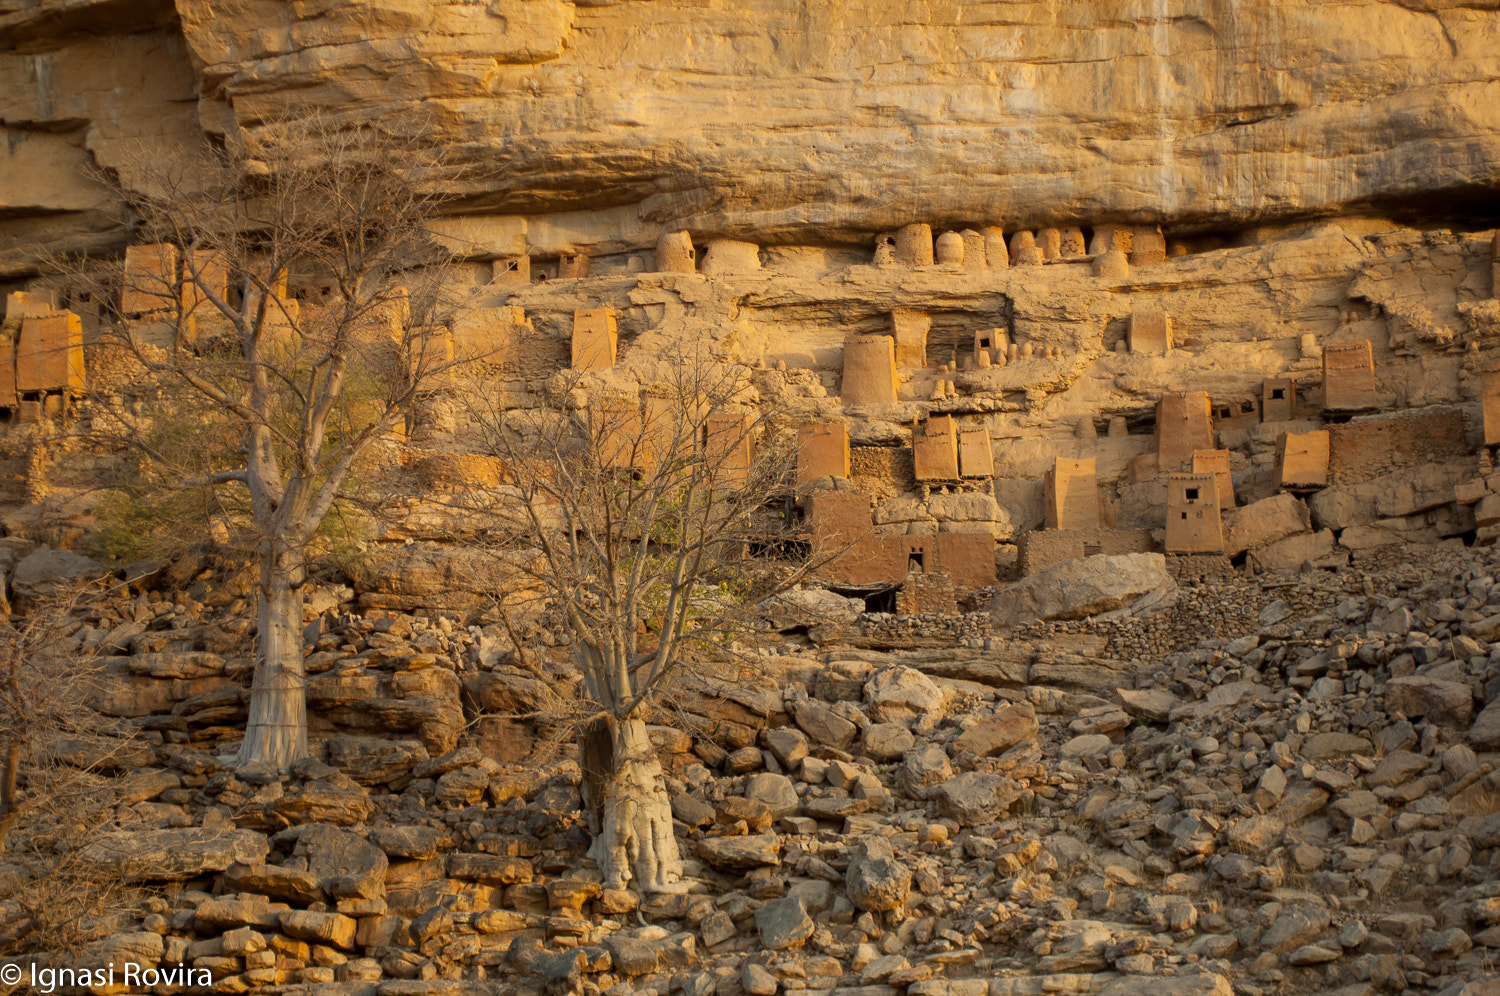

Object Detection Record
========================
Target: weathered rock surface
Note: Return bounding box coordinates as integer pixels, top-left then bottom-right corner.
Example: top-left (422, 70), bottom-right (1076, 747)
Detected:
top-left (757, 588), bottom-right (865, 644)
top-left (5, 1), bottom-right (1500, 272)
top-left (845, 838), bottom-right (911, 912)
top-left (77, 828), bottom-right (268, 881)
top-left (989, 553), bottom-right (1175, 625)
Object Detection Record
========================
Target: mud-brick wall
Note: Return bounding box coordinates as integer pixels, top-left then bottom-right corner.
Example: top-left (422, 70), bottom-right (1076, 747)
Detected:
top-left (1329, 409), bottom-right (1468, 485)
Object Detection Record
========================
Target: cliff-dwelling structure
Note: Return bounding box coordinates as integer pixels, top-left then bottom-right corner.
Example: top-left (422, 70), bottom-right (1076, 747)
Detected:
top-left (4, 4), bottom-right (1500, 995)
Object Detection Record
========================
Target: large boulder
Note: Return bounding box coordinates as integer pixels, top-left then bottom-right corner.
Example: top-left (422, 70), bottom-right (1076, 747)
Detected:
top-left (1223, 494), bottom-right (1310, 557)
top-left (222, 862), bottom-right (325, 903)
top-left (1247, 529), bottom-right (1336, 573)
top-left (325, 735), bottom-right (430, 786)
top-left (934, 771), bottom-right (1024, 826)
top-left (744, 772), bottom-right (800, 819)
top-left (924, 492), bottom-right (1014, 540)
top-left (348, 543), bottom-right (527, 612)
top-left (1099, 976), bottom-right (1233, 996)
top-left (1470, 698), bottom-right (1500, 750)
top-left (11, 546), bottom-right (110, 606)
top-left (901, 743), bottom-right (952, 800)
top-left (755, 588), bottom-right (864, 644)
top-left (987, 553), bottom-right (1174, 626)
top-left (292, 823), bottom-right (389, 899)
top-left (307, 665), bottom-right (464, 755)
top-left (863, 666), bottom-right (948, 730)
top-left (953, 702), bottom-right (1039, 756)
top-left (1385, 675), bottom-right (1473, 726)
top-left (77, 828), bottom-right (268, 881)
top-left (275, 777), bottom-right (375, 826)
top-left (791, 700), bottom-right (858, 749)
top-left (754, 896), bottom-right (814, 950)
top-left (696, 834), bottom-right (782, 871)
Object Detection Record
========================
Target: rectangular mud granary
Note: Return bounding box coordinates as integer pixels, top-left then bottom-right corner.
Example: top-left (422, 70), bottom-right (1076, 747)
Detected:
top-left (571, 308), bottom-right (617, 370)
top-left (797, 422), bottom-right (850, 486)
top-left (180, 249), bottom-right (228, 322)
top-left (703, 412), bottom-right (755, 485)
top-left (1156, 391), bottom-right (1213, 472)
top-left (1484, 369), bottom-right (1500, 447)
top-left (1192, 449), bottom-right (1235, 509)
top-left (16, 311), bottom-right (85, 394)
top-left (890, 309), bottom-right (931, 369)
top-left (842, 334), bottom-right (899, 404)
top-left (1128, 304), bottom-right (1172, 355)
top-left (913, 416), bottom-right (959, 481)
top-left (1274, 430), bottom-right (1330, 490)
top-left (0, 340), bottom-right (15, 407)
top-left (120, 243), bottom-right (180, 315)
top-left (958, 427), bottom-right (994, 478)
top-left (1262, 378), bottom-right (1296, 423)
top-left (1165, 473), bottom-right (1224, 553)
top-left (1043, 457), bottom-right (1098, 530)
top-left (1213, 396), bottom-right (1260, 431)
top-left (1321, 340), bottom-right (1378, 410)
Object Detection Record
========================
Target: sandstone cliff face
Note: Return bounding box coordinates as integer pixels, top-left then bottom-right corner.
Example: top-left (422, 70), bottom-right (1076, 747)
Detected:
top-left (3, 0), bottom-right (1500, 275)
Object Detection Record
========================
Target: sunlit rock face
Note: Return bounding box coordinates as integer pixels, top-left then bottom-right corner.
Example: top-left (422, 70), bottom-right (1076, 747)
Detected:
top-left (2, 0), bottom-right (1499, 273)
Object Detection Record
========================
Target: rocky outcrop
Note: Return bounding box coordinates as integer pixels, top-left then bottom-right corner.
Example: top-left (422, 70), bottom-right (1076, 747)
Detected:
top-left (5, 1), bottom-right (1500, 273)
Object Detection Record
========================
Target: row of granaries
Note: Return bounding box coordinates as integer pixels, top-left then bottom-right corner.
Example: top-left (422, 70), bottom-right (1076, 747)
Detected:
top-left (0, 214), bottom-right (1365, 414)
top-left (511, 220), bottom-right (1181, 281)
top-left (792, 349), bottom-right (1492, 599)
top-left (5, 230), bottom-right (1500, 612)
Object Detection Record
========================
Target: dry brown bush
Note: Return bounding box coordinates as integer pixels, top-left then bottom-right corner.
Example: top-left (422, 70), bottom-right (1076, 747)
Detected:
top-left (0, 588), bottom-right (146, 957)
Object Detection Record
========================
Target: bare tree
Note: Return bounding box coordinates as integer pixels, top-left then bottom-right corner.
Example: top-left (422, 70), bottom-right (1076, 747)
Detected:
top-left (66, 120), bottom-right (460, 773)
top-left (471, 356), bottom-right (808, 893)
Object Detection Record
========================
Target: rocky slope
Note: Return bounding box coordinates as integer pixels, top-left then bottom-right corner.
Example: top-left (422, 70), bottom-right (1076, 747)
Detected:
top-left (4, 538), bottom-right (1500, 996)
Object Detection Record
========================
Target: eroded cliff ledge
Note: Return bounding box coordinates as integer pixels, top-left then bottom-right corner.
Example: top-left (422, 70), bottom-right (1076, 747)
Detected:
top-left (3, 0), bottom-right (1500, 277)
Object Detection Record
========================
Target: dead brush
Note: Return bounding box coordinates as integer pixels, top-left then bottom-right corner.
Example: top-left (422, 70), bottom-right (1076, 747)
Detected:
top-left (0, 585), bottom-right (148, 959)
top-left (1451, 779), bottom-right (1500, 819)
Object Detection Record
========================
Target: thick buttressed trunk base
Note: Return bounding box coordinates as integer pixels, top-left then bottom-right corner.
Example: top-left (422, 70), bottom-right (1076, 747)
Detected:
top-left (238, 579), bottom-right (309, 775)
top-left (582, 715), bottom-right (686, 894)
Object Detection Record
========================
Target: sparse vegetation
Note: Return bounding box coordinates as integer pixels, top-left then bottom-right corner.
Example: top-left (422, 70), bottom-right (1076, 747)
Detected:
top-left (0, 588), bottom-right (144, 956)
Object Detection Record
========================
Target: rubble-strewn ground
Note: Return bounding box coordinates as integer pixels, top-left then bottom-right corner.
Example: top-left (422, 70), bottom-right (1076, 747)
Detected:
top-left (4, 538), bottom-right (1500, 996)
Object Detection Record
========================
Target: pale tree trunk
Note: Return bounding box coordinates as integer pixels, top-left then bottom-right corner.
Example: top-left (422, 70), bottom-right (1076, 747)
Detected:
top-left (238, 547), bottom-right (309, 773)
top-left (582, 715), bottom-right (686, 894)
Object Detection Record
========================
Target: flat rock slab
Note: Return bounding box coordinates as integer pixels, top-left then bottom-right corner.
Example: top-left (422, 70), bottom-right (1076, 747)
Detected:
top-left (1471, 698), bottom-right (1500, 750)
top-left (1385, 675), bottom-right (1474, 726)
top-left (695, 834), bottom-right (782, 871)
top-left (1059, 734), bottom-right (1113, 760)
top-left (12, 546), bottom-right (109, 600)
top-left (954, 702), bottom-right (1038, 756)
top-left (1302, 732), bottom-right (1372, 760)
top-left (78, 827), bottom-right (268, 881)
top-left (1113, 688), bottom-right (1177, 723)
top-left (1099, 975), bottom-right (1234, 996)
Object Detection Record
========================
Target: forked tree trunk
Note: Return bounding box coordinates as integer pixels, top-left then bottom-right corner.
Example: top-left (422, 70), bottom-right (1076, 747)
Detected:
top-left (581, 715), bottom-right (686, 893)
top-left (238, 564), bottom-right (309, 773)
